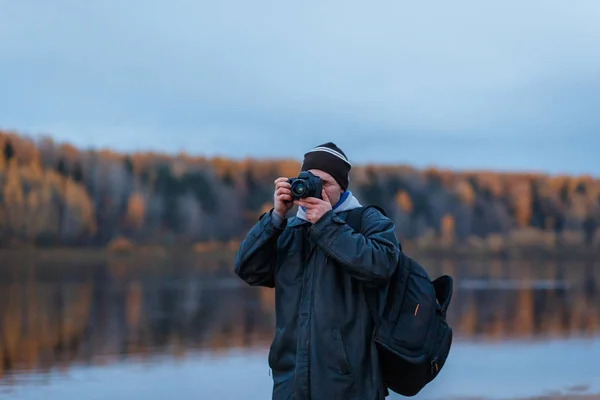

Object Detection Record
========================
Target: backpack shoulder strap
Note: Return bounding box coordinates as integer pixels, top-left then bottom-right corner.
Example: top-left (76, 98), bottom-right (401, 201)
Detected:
top-left (344, 205), bottom-right (387, 233)
top-left (345, 205), bottom-right (399, 251)
top-left (343, 204), bottom-right (391, 327)
top-left (344, 207), bottom-right (366, 232)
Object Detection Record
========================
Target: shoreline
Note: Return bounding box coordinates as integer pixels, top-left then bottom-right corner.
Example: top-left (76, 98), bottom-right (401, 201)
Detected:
top-left (1, 242), bottom-right (599, 262)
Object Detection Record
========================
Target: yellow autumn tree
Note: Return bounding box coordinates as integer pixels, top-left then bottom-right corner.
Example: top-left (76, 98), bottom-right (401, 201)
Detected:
top-left (125, 192), bottom-right (146, 231)
top-left (0, 160), bottom-right (96, 243)
top-left (2, 161), bottom-right (26, 237)
top-left (508, 180), bottom-right (532, 228)
top-left (454, 179), bottom-right (475, 206)
top-left (395, 190), bottom-right (413, 213)
top-left (440, 213), bottom-right (455, 246)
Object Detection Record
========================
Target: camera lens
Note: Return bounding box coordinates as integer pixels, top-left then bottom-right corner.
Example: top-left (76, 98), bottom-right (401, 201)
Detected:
top-left (291, 181), bottom-right (307, 197)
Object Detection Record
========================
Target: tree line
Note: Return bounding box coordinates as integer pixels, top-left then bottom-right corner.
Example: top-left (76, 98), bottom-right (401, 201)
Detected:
top-left (1, 130), bottom-right (599, 249)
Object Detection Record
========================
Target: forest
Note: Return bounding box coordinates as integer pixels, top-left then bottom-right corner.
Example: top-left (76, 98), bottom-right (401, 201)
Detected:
top-left (1, 130), bottom-right (599, 254)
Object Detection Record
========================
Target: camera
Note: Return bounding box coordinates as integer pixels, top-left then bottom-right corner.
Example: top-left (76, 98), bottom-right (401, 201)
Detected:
top-left (287, 171), bottom-right (322, 200)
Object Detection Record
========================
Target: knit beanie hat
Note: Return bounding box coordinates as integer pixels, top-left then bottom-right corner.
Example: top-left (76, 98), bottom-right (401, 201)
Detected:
top-left (301, 142), bottom-right (351, 190)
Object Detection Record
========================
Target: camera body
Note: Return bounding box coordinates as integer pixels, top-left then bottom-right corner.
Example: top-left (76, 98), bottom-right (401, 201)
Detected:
top-left (287, 171), bottom-right (323, 200)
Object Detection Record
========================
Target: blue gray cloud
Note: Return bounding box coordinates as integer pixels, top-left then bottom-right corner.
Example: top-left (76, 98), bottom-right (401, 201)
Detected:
top-left (1, 0), bottom-right (599, 175)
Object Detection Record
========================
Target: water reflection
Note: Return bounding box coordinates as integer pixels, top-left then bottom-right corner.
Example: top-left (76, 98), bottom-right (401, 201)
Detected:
top-left (0, 254), bottom-right (275, 382)
top-left (0, 252), bottom-right (599, 398)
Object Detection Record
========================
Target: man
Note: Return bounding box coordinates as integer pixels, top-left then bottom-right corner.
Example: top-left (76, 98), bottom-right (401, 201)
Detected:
top-left (234, 142), bottom-right (400, 400)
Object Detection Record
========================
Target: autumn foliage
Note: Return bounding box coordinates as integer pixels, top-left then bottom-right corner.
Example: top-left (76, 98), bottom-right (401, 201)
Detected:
top-left (1, 130), bottom-right (599, 250)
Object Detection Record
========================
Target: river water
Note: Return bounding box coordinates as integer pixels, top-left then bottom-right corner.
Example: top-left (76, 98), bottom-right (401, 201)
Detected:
top-left (0, 252), bottom-right (599, 400)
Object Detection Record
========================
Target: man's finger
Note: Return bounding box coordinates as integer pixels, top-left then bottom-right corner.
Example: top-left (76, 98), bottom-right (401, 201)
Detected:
top-left (297, 199), bottom-right (316, 206)
top-left (296, 200), bottom-right (314, 208)
top-left (276, 181), bottom-right (291, 189)
top-left (300, 197), bottom-right (321, 204)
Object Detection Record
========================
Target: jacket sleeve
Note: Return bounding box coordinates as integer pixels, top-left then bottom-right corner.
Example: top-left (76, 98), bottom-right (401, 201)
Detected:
top-left (309, 207), bottom-right (400, 288)
top-left (233, 209), bottom-right (285, 288)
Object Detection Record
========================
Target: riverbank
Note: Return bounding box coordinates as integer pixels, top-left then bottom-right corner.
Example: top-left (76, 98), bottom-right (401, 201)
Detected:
top-left (2, 238), bottom-right (599, 265)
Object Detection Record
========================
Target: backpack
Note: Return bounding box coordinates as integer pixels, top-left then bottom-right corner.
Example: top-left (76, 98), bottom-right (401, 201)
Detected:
top-left (344, 205), bottom-right (454, 397)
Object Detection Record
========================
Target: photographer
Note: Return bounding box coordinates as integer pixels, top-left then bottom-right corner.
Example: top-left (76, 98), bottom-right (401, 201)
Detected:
top-left (234, 142), bottom-right (400, 400)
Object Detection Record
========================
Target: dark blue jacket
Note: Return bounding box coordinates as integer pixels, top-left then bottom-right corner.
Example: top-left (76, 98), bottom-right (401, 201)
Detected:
top-left (234, 207), bottom-right (400, 400)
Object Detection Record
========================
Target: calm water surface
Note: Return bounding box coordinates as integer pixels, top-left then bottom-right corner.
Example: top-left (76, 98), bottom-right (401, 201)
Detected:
top-left (0, 253), bottom-right (599, 400)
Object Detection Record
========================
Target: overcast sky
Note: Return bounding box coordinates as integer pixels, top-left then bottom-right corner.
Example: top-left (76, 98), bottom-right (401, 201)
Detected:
top-left (1, 0), bottom-right (599, 175)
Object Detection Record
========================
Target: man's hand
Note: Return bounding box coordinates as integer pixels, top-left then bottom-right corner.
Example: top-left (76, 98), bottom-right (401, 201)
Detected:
top-left (295, 189), bottom-right (332, 223)
top-left (273, 177), bottom-right (294, 218)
